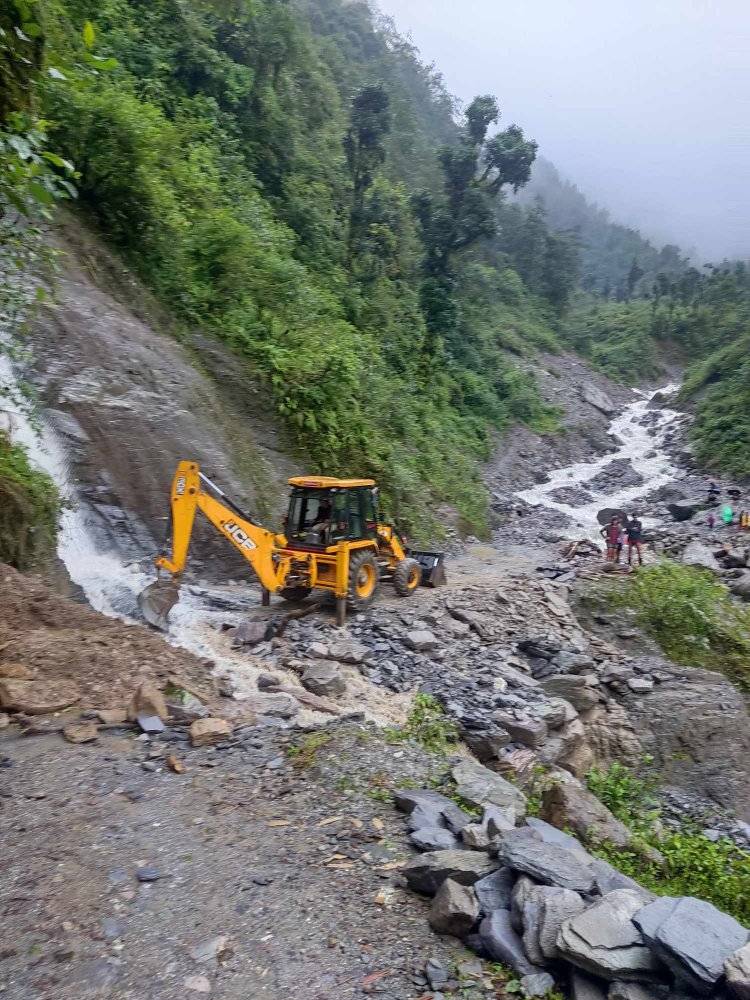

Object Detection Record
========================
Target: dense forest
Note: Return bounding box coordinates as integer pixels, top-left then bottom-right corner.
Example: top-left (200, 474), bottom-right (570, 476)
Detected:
top-left (1, 0), bottom-right (748, 545)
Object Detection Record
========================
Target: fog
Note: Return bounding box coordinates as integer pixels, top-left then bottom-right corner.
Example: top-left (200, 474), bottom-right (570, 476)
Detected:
top-left (377, 0), bottom-right (750, 262)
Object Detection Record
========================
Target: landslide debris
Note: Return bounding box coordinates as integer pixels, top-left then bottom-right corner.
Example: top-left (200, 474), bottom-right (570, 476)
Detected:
top-left (0, 564), bottom-right (217, 713)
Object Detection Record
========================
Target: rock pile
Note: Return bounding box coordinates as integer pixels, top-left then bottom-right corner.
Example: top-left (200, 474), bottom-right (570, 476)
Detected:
top-left (395, 760), bottom-right (750, 1000)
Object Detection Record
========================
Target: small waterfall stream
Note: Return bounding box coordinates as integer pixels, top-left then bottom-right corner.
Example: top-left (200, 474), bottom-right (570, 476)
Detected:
top-left (1, 358), bottom-right (269, 698)
top-left (517, 384), bottom-right (685, 539)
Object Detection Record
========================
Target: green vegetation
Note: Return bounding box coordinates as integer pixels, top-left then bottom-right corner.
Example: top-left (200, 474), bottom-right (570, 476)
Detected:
top-left (0, 435), bottom-right (60, 569)
top-left (606, 560), bottom-right (750, 689)
top-left (586, 762), bottom-right (750, 923)
top-left (385, 693), bottom-right (459, 755)
top-left (562, 255), bottom-right (750, 480)
top-left (285, 730), bottom-right (332, 769)
top-left (3, 0), bottom-right (586, 536)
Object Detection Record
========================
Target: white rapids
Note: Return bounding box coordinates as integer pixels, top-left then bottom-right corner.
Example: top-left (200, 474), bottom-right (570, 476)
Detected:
top-left (517, 384), bottom-right (685, 540)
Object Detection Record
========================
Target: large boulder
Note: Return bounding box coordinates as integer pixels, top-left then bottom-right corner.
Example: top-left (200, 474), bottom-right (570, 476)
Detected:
top-left (493, 711), bottom-right (549, 749)
top-left (410, 828), bottom-right (459, 852)
top-left (403, 850), bottom-right (497, 896)
top-left (541, 777), bottom-right (633, 850)
top-left (666, 499), bottom-right (708, 522)
top-left (582, 385), bottom-right (617, 416)
top-left (680, 541), bottom-right (722, 572)
top-left (525, 817), bottom-right (591, 857)
top-left (393, 788), bottom-right (472, 834)
top-left (300, 661), bottom-right (346, 698)
top-left (127, 681), bottom-right (168, 722)
top-left (542, 675), bottom-right (600, 712)
top-left (452, 759), bottom-right (527, 822)
top-left (190, 718), bottom-right (233, 747)
top-left (556, 889), bottom-right (662, 981)
top-left (479, 908), bottom-right (546, 976)
top-left (522, 885), bottom-right (587, 964)
top-left (0, 678), bottom-right (79, 715)
top-left (725, 942), bottom-right (750, 1000)
top-left (474, 867), bottom-right (516, 915)
top-left (633, 896), bottom-right (748, 995)
top-left (429, 878), bottom-right (480, 937)
top-left (497, 829), bottom-right (597, 894)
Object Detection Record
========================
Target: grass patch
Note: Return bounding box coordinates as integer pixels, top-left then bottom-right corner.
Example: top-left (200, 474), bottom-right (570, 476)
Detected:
top-left (0, 434), bottom-right (60, 570)
top-left (586, 762), bottom-right (750, 923)
top-left (384, 693), bottom-right (459, 756)
top-left (603, 560), bottom-right (750, 690)
top-left (285, 731), bottom-right (332, 770)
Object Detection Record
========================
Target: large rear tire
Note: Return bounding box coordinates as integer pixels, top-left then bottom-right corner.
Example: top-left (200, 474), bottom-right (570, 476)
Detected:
top-left (393, 557), bottom-right (422, 597)
top-left (347, 550), bottom-right (380, 611)
top-left (279, 586), bottom-right (312, 603)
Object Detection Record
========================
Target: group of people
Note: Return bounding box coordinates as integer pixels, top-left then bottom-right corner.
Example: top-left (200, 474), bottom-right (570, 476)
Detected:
top-left (705, 483), bottom-right (748, 530)
top-left (600, 514), bottom-right (643, 566)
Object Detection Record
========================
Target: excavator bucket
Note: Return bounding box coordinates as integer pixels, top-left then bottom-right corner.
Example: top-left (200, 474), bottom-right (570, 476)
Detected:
top-left (138, 579), bottom-right (181, 631)
top-left (408, 549), bottom-right (447, 588)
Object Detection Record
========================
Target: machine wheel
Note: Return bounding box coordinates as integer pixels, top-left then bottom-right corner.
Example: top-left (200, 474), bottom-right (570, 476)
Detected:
top-left (392, 558), bottom-right (422, 597)
top-left (279, 586), bottom-right (312, 603)
top-left (347, 550), bottom-right (380, 611)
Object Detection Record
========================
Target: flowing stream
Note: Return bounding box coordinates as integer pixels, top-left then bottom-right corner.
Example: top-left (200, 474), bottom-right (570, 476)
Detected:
top-left (517, 384), bottom-right (684, 539)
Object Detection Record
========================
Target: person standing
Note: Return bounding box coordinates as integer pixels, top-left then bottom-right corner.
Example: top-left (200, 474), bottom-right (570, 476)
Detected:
top-left (626, 515), bottom-right (644, 566)
top-left (600, 516), bottom-right (620, 562)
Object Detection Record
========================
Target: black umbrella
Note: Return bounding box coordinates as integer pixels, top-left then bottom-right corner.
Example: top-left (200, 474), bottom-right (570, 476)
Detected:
top-left (597, 507), bottom-right (630, 527)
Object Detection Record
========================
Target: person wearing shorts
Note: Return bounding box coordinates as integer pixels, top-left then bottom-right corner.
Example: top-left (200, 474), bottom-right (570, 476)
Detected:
top-left (600, 517), bottom-right (620, 562)
top-left (626, 517), bottom-right (643, 566)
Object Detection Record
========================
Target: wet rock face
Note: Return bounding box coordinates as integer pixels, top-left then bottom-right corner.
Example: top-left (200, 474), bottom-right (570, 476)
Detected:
top-left (623, 664), bottom-right (750, 821)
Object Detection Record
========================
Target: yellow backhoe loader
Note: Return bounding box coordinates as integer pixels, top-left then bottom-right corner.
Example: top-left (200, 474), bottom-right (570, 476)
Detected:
top-left (138, 460), bottom-right (446, 629)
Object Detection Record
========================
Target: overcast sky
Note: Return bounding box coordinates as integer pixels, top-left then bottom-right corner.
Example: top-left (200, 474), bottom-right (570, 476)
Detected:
top-left (377, 0), bottom-right (750, 261)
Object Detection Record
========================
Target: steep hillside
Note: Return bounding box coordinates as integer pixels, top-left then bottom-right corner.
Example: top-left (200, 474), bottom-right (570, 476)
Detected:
top-left (18, 0), bottom-right (583, 537)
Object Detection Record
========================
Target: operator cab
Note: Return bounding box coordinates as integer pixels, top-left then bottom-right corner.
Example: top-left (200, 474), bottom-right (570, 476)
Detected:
top-left (285, 476), bottom-right (378, 549)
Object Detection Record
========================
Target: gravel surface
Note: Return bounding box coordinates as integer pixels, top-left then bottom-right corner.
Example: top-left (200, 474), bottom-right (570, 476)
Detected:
top-left (0, 723), bottom-right (471, 1000)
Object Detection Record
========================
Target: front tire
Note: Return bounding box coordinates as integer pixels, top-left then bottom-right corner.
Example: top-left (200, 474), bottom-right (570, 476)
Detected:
top-left (393, 558), bottom-right (422, 596)
top-left (347, 550), bottom-right (380, 611)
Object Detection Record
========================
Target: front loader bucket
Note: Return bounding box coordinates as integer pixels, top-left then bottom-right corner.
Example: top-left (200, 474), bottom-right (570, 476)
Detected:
top-left (138, 580), bottom-right (181, 631)
top-left (408, 549), bottom-right (447, 588)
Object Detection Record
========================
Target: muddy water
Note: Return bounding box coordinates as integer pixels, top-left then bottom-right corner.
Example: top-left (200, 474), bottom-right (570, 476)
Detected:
top-left (517, 384), bottom-right (684, 539)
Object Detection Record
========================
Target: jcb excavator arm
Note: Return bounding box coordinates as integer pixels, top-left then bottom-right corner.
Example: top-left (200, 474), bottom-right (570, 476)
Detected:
top-left (139, 461), bottom-right (292, 628)
top-left (155, 461), bottom-right (291, 591)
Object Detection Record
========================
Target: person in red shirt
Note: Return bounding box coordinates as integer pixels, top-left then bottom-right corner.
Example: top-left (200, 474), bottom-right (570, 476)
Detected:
top-left (600, 516), bottom-right (621, 562)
